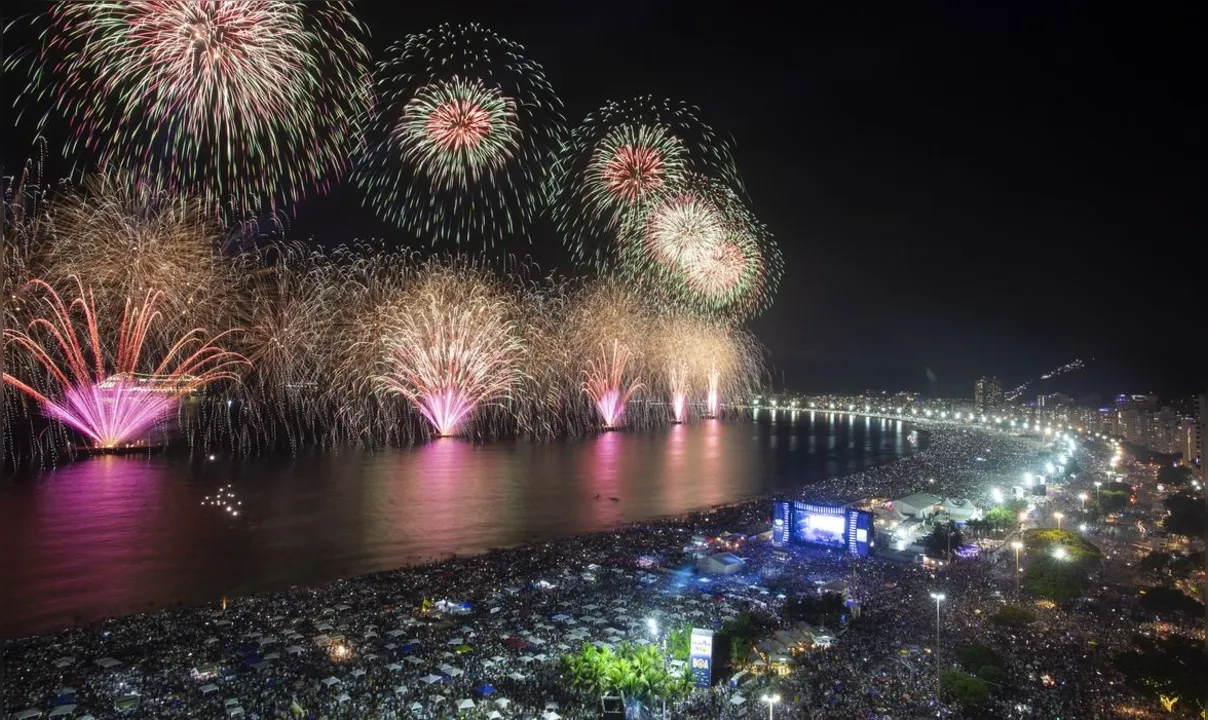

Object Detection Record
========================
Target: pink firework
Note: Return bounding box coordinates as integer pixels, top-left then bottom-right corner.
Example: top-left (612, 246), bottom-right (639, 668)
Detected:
top-left (706, 366), bottom-right (721, 417)
top-left (425, 97), bottom-right (494, 154)
top-left (668, 367), bottom-right (688, 423)
top-left (582, 340), bottom-right (644, 429)
top-left (376, 267), bottom-right (525, 438)
top-left (2, 278), bottom-right (248, 448)
top-left (600, 144), bottom-right (667, 203)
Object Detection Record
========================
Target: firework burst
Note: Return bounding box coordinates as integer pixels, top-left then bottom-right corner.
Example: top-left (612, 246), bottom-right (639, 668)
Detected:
top-left (620, 174), bottom-right (782, 319)
top-left (547, 97), bottom-right (742, 265)
top-left (582, 340), bottom-right (644, 429)
top-left (374, 261), bottom-right (527, 438)
top-left (35, 174), bottom-right (246, 340)
top-left (355, 23), bottom-right (564, 246)
top-left (9, 1), bottom-right (371, 214)
top-left (2, 278), bottom-right (248, 448)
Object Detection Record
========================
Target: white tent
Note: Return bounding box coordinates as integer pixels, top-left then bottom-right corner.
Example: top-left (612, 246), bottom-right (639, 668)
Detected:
top-left (350, 668), bottom-right (366, 679)
top-left (336, 693), bottom-right (351, 704)
top-left (394, 684), bottom-right (409, 695)
top-left (409, 702), bottom-right (422, 712)
top-left (10, 709), bottom-right (41, 720)
top-left (200, 684), bottom-right (219, 695)
top-left (494, 698), bottom-right (512, 709)
top-left (48, 706), bottom-right (76, 718)
top-left (508, 672), bottom-right (526, 682)
top-left (457, 699), bottom-right (475, 710)
top-left (488, 712), bottom-right (503, 720)
top-left (94, 657), bottom-right (121, 668)
top-left (543, 712), bottom-right (562, 720)
top-left (321, 677), bottom-right (340, 688)
top-left (420, 674), bottom-right (442, 685)
top-left (730, 694), bottom-right (747, 705)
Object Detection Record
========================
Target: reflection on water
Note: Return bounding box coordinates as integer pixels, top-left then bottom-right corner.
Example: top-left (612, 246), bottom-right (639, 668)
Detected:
top-left (0, 413), bottom-right (916, 638)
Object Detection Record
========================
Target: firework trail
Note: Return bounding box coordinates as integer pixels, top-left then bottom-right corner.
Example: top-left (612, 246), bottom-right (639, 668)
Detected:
top-left (36, 174), bottom-right (246, 340)
top-left (2, 278), bottom-right (248, 448)
top-left (582, 339), bottom-right (644, 429)
top-left (652, 314), bottom-right (762, 422)
top-left (355, 23), bottom-right (564, 246)
top-left (620, 173), bottom-right (782, 319)
top-left (8, 1), bottom-right (372, 215)
top-left (547, 97), bottom-right (743, 266)
top-left (706, 366), bottom-right (722, 418)
top-left (374, 260), bottom-right (527, 438)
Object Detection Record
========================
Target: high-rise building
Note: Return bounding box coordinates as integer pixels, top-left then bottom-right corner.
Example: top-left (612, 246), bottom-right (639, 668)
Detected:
top-left (1198, 394), bottom-right (1206, 476)
top-left (974, 376), bottom-right (1002, 414)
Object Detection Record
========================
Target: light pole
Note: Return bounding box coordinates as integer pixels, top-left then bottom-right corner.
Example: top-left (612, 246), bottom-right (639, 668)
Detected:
top-left (1078, 492), bottom-right (1088, 511)
top-left (1094, 480), bottom-right (1102, 505)
top-left (761, 693), bottom-right (780, 720)
top-left (1010, 541), bottom-right (1023, 588)
top-left (1053, 512), bottom-right (1064, 531)
top-left (646, 619), bottom-right (666, 720)
top-left (929, 592), bottom-right (945, 682)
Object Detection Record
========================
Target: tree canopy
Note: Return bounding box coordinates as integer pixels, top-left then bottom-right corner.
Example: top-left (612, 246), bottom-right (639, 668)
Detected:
top-left (562, 642), bottom-right (691, 704)
top-left (939, 669), bottom-right (990, 709)
top-left (988, 605), bottom-right (1036, 628)
top-left (922, 521), bottom-right (963, 560)
top-left (1162, 492), bottom-right (1206, 537)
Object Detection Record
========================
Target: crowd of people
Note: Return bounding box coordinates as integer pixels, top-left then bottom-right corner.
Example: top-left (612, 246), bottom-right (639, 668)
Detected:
top-left (2, 424), bottom-right (1184, 719)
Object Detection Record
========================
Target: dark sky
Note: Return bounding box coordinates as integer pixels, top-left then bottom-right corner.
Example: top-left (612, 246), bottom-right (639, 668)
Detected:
top-left (4, 1), bottom-right (1204, 398)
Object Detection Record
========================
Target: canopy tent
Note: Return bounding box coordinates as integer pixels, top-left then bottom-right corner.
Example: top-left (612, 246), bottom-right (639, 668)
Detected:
top-left (420, 674), bottom-right (443, 685)
top-left (457, 699), bottom-right (475, 710)
top-left (48, 706), bottom-right (76, 718)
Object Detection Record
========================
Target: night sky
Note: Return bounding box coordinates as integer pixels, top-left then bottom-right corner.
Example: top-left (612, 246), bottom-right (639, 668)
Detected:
top-left (4, 1), bottom-right (1203, 398)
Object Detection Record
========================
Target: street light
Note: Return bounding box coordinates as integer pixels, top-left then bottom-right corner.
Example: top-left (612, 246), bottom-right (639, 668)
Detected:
top-left (761, 694), bottom-right (781, 720)
top-left (1094, 481), bottom-right (1102, 505)
top-left (1052, 547), bottom-right (1068, 561)
top-left (1053, 512), bottom-right (1064, 531)
top-left (646, 619), bottom-right (667, 720)
top-left (1010, 541), bottom-right (1023, 587)
top-left (929, 592), bottom-right (945, 681)
top-left (1078, 492), bottom-right (1088, 511)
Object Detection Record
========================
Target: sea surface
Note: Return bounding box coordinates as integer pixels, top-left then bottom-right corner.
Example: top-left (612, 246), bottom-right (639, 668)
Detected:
top-left (0, 412), bottom-right (918, 638)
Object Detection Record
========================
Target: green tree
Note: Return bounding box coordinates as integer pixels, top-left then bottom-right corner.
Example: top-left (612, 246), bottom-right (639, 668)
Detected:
top-left (1138, 551), bottom-right (1173, 576)
top-left (1098, 481), bottom-right (1132, 513)
top-left (922, 521), bottom-right (963, 560)
top-left (1004, 498), bottom-right (1029, 517)
top-left (956, 643), bottom-right (1003, 683)
top-left (988, 605), bottom-right (1035, 628)
top-left (1022, 555), bottom-right (1087, 601)
top-left (1138, 586), bottom-right (1205, 619)
top-left (983, 507), bottom-right (1016, 532)
top-left (665, 626), bottom-right (691, 661)
top-left (1156, 465), bottom-right (1193, 488)
top-left (1163, 492), bottom-right (1207, 537)
top-left (1114, 635), bottom-right (1205, 713)
top-left (939, 669), bottom-right (990, 710)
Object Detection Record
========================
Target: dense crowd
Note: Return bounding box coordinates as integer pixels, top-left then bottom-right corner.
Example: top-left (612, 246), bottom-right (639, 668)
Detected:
top-left (2, 424), bottom-right (1184, 719)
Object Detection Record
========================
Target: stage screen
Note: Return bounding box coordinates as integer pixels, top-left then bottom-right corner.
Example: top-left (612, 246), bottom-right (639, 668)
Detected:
top-left (795, 512), bottom-right (846, 547)
top-left (772, 501), bottom-right (872, 557)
